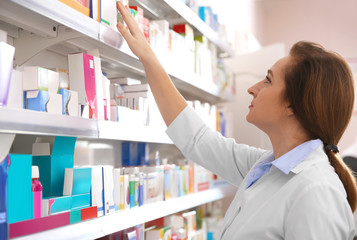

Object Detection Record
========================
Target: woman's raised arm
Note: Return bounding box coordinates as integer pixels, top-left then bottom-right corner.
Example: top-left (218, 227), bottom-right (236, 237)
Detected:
top-left (116, 2), bottom-right (187, 126)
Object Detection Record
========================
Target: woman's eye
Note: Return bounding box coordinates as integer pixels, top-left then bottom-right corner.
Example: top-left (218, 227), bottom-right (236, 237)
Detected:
top-left (264, 76), bottom-right (271, 83)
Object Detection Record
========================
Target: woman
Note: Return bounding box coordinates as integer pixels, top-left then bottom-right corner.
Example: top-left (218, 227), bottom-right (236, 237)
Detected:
top-left (116, 2), bottom-right (357, 239)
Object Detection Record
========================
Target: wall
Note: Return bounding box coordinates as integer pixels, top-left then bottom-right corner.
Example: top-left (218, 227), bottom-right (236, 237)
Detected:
top-left (223, 43), bottom-right (285, 149)
top-left (253, 0), bottom-right (357, 58)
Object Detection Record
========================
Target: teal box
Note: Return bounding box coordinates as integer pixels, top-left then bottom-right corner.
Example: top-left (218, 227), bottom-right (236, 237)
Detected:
top-left (43, 195), bottom-right (71, 215)
top-left (8, 154), bottom-right (33, 224)
top-left (63, 168), bottom-right (91, 195)
top-left (70, 209), bottom-right (81, 224)
top-left (32, 136), bottom-right (76, 197)
top-left (71, 193), bottom-right (90, 210)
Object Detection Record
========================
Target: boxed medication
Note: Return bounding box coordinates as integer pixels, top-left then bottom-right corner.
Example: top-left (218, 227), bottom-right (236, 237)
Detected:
top-left (68, 53), bottom-right (98, 119)
top-left (7, 154), bottom-right (33, 224)
top-left (32, 136), bottom-right (76, 197)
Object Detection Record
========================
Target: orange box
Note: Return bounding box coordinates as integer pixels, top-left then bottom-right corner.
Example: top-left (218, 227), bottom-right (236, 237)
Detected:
top-left (58, 0), bottom-right (90, 16)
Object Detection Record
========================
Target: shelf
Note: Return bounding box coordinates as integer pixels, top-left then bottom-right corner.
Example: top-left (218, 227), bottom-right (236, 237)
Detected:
top-left (0, 107), bottom-right (175, 143)
top-left (0, 0), bottom-right (232, 104)
top-left (0, 107), bottom-right (98, 138)
top-left (13, 182), bottom-right (236, 240)
top-left (130, 0), bottom-right (234, 57)
top-left (98, 120), bottom-right (172, 144)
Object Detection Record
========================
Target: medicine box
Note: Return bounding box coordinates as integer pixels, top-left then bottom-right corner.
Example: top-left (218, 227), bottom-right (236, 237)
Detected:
top-left (47, 92), bottom-right (62, 115)
top-left (113, 168), bottom-right (121, 211)
top-left (42, 196), bottom-right (71, 217)
top-left (0, 156), bottom-right (8, 239)
top-left (25, 90), bottom-right (49, 112)
top-left (146, 226), bottom-right (171, 240)
top-left (68, 90), bottom-right (79, 116)
top-left (32, 136), bottom-right (76, 197)
top-left (90, 166), bottom-right (104, 217)
top-left (23, 66), bottom-right (59, 93)
top-left (68, 53), bottom-right (98, 119)
top-left (63, 167), bottom-right (92, 196)
top-left (59, 89), bottom-right (70, 115)
top-left (102, 166), bottom-right (115, 215)
top-left (71, 193), bottom-right (91, 210)
top-left (7, 154), bottom-right (33, 224)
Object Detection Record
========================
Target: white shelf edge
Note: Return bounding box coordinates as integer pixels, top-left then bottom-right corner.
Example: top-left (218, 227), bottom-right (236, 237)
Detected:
top-left (10, 0), bottom-right (99, 39)
top-left (13, 182), bottom-right (236, 240)
top-left (98, 120), bottom-right (172, 144)
top-left (0, 107), bottom-right (98, 138)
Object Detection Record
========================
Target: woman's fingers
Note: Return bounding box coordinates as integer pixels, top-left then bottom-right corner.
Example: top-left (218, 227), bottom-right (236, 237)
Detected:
top-left (116, 1), bottom-right (141, 38)
top-left (116, 21), bottom-right (135, 43)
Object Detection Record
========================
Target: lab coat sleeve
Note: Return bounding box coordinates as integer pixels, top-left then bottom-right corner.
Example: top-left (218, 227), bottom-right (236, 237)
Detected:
top-left (284, 183), bottom-right (355, 240)
top-left (166, 106), bottom-right (269, 186)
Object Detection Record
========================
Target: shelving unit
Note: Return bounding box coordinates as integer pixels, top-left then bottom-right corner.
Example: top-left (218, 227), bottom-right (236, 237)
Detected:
top-left (130, 0), bottom-right (234, 57)
top-left (13, 182), bottom-right (236, 240)
top-left (0, 0), bottom-right (233, 104)
top-left (0, 0), bottom-right (235, 239)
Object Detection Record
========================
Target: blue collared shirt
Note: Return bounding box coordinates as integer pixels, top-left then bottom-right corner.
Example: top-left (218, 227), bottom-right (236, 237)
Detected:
top-left (246, 138), bottom-right (323, 189)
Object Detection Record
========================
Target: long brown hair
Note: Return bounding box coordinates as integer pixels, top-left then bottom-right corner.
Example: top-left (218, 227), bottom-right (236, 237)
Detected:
top-left (284, 41), bottom-right (357, 211)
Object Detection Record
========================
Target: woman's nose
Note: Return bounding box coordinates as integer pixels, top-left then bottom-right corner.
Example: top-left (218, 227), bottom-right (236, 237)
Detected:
top-left (248, 85), bottom-right (256, 97)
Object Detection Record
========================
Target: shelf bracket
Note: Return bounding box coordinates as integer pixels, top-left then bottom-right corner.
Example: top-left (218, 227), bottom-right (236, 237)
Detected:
top-left (13, 25), bottom-right (84, 67)
top-left (0, 133), bottom-right (15, 163)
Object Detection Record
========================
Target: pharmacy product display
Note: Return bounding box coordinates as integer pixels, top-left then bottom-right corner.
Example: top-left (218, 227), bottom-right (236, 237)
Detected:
top-left (0, 0), bottom-right (235, 239)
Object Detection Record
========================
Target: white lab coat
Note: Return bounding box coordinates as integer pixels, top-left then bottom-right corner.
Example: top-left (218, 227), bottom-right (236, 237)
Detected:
top-left (166, 106), bottom-right (355, 239)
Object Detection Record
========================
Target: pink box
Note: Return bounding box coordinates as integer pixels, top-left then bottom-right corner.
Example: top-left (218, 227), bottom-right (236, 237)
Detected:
top-left (68, 53), bottom-right (98, 119)
top-left (9, 212), bottom-right (70, 238)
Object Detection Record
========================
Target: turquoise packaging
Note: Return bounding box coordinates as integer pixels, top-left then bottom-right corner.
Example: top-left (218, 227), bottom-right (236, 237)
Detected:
top-left (71, 168), bottom-right (91, 195)
top-left (32, 136), bottom-right (76, 197)
top-left (25, 90), bottom-right (49, 112)
top-left (71, 193), bottom-right (90, 210)
top-left (0, 155), bottom-right (9, 239)
top-left (58, 89), bottom-right (70, 115)
top-left (70, 209), bottom-right (81, 224)
top-left (7, 154), bottom-right (33, 224)
top-left (43, 195), bottom-right (71, 215)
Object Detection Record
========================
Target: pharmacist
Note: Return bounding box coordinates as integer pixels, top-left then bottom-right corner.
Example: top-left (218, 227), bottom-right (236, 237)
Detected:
top-left (116, 2), bottom-right (356, 239)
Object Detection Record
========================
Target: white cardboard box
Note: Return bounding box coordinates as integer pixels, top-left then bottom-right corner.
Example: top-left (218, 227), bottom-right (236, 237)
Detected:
top-left (47, 92), bottom-right (62, 115)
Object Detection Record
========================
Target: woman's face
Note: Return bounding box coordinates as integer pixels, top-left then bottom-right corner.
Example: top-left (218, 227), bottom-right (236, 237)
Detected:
top-left (246, 56), bottom-right (292, 133)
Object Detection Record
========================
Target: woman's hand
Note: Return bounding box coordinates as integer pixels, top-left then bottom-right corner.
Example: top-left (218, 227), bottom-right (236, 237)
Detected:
top-left (116, 1), bottom-right (154, 63)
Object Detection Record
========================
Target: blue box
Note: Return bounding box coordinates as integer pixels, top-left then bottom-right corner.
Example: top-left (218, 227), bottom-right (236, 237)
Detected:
top-left (58, 89), bottom-right (70, 115)
top-left (32, 136), bottom-right (76, 197)
top-left (7, 154), bottom-right (33, 224)
top-left (71, 193), bottom-right (90, 210)
top-left (122, 142), bottom-right (148, 167)
top-left (25, 90), bottom-right (49, 112)
top-left (0, 156), bottom-right (9, 240)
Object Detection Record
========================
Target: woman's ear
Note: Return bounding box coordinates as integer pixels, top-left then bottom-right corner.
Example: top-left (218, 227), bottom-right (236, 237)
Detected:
top-left (286, 104), bottom-right (295, 116)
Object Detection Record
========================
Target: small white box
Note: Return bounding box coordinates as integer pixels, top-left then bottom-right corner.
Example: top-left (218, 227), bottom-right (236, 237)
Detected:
top-left (103, 166), bottom-right (115, 215)
top-left (7, 69), bottom-right (23, 109)
top-left (68, 90), bottom-right (79, 116)
top-left (23, 67), bottom-right (59, 93)
top-left (91, 166), bottom-right (104, 217)
top-left (47, 92), bottom-right (62, 115)
top-left (113, 168), bottom-right (121, 211)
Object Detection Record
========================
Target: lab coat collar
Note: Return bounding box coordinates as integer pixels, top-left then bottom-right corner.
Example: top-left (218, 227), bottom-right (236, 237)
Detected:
top-left (291, 144), bottom-right (328, 174)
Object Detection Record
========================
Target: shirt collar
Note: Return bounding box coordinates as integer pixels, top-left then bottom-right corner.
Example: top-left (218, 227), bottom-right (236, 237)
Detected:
top-left (266, 139), bottom-right (323, 175)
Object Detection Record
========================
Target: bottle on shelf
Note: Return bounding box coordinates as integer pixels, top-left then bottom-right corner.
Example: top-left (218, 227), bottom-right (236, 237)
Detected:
top-left (31, 166), bottom-right (43, 219)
